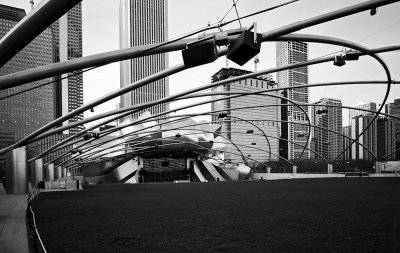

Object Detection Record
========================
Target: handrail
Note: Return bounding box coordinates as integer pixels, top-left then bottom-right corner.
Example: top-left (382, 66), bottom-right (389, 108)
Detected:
top-left (27, 191), bottom-right (48, 253)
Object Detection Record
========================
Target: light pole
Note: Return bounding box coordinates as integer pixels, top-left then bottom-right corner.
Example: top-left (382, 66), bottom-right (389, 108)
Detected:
top-left (324, 141), bottom-right (332, 173)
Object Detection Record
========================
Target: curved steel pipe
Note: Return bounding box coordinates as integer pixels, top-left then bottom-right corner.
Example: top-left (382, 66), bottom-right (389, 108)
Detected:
top-left (2, 36), bottom-right (396, 163)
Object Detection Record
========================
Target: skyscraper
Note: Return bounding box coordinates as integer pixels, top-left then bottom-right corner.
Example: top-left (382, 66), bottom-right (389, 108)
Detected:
top-left (52, 3), bottom-right (83, 134)
top-left (211, 68), bottom-right (279, 164)
top-left (0, 3), bottom-right (82, 171)
top-left (348, 101), bottom-right (378, 161)
top-left (0, 4), bottom-right (57, 172)
top-left (385, 99), bottom-right (400, 159)
top-left (0, 4), bottom-right (54, 141)
top-left (276, 41), bottom-right (309, 160)
top-left (119, 0), bottom-right (169, 118)
top-left (311, 98), bottom-right (343, 161)
top-left (377, 117), bottom-right (396, 160)
top-left (351, 114), bottom-right (377, 161)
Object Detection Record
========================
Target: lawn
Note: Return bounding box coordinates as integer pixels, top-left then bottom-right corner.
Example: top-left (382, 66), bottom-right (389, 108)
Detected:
top-left (32, 178), bottom-right (400, 252)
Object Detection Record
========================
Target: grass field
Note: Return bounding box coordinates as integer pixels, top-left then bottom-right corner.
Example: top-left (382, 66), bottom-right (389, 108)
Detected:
top-left (32, 178), bottom-right (400, 252)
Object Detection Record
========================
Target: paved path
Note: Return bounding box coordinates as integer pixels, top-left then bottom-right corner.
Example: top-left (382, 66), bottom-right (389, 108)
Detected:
top-left (0, 184), bottom-right (29, 253)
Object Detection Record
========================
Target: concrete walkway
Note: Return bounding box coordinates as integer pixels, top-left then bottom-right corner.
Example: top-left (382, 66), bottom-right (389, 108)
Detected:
top-left (0, 184), bottom-right (29, 253)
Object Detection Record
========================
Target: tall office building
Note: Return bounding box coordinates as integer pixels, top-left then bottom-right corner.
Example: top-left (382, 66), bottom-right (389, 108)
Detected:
top-left (351, 114), bottom-right (377, 161)
top-left (0, 4), bottom-right (54, 140)
top-left (276, 41), bottom-right (310, 160)
top-left (52, 3), bottom-right (83, 134)
top-left (0, 4), bottom-right (56, 170)
top-left (311, 98), bottom-right (343, 161)
top-left (385, 99), bottom-right (400, 159)
top-left (0, 3), bottom-right (82, 171)
top-left (211, 68), bottom-right (279, 164)
top-left (348, 101), bottom-right (378, 161)
top-left (119, 0), bottom-right (169, 118)
top-left (377, 117), bottom-right (396, 160)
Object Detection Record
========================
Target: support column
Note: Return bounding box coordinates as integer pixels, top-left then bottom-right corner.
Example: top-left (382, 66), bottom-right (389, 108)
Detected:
top-left (5, 146), bottom-right (28, 194)
top-left (267, 167), bottom-right (271, 174)
top-left (327, 163), bottom-right (333, 174)
top-left (31, 158), bottom-right (43, 188)
top-left (56, 166), bottom-right (62, 180)
top-left (292, 165), bottom-right (297, 174)
top-left (46, 163), bottom-right (55, 181)
top-left (62, 167), bottom-right (67, 178)
top-left (134, 156), bottom-right (144, 183)
top-left (375, 161), bottom-right (383, 173)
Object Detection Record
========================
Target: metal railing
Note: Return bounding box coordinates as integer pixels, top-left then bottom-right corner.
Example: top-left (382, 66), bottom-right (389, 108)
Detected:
top-left (27, 189), bottom-right (48, 253)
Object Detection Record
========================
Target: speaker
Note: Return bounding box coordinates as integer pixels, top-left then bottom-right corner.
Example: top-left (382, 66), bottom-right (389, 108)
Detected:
top-left (227, 30), bottom-right (262, 66)
top-left (182, 39), bottom-right (218, 68)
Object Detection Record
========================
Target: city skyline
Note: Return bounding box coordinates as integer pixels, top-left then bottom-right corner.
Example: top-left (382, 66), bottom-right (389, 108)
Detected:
top-left (1, 0), bottom-right (399, 128)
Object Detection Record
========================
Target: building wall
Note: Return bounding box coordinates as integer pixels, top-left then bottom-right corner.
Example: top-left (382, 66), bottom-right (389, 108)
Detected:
top-left (119, 0), bottom-right (169, 119)
top-left (276, 41), bottom-right (309, 160)
top-left (211, 68), bottom-right (279, 165)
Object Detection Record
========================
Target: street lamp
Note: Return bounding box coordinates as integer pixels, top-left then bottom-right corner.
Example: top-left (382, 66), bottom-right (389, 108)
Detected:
top-left (316, 108), bottom-right (328, 115)
top-left (333, 55), bottom-right (346, 66)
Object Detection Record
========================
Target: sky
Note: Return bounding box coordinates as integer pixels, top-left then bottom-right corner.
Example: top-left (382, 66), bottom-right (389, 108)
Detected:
top-left (1, 0), bottom-right (400, 127)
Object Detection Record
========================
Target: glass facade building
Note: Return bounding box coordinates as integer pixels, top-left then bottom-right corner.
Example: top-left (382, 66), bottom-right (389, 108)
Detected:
top-left (119, 0), bottom-right (169, 119)
top-left (276, 41), bottom-right (310, 160)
